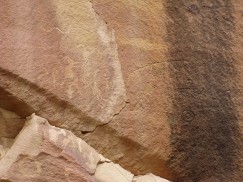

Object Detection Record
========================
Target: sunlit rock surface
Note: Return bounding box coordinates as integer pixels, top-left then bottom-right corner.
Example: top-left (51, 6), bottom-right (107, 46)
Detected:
top-left (0, 0), bottom-right (242, 181)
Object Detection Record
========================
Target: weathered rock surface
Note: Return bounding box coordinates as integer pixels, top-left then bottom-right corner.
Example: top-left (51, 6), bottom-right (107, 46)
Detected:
top-left (0, 114), bottom-right (169, 182)
top-left (0, 108), bottom-right (24, 139)
top-left (0, 0), bottom-right (242, 181)
top-left (0, 0), bottom-right (173, 179)
top-left (0, 0), bottom-right (126, 132)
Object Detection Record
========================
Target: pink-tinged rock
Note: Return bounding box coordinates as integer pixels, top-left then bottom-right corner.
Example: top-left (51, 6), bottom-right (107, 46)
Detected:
top-left (0, 114), bottom-right (170, 182)
top-left (41, 122), bottom-right (101, 174)
top-left (0, 0), bottom-right (126, 132)
top-left (0, 0), bottom-right (242, 181)
top-left (0, 0), bottom-right (173, 179)
top-left (0, 114), bottom-right (100, 181)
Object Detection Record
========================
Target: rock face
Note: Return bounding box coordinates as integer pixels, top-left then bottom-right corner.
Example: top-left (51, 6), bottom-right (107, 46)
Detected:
top-left (0, 108), bottom-right (24, 139)
top-left (0, 114), bottom-right (169, 182)
top-left (0, 0), bottom-right (126, 132)
top-left (0, 0), bottom-right (242, 181)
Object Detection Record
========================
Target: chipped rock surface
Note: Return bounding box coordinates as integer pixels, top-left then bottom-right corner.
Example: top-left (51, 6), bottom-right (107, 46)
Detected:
top-left (0, 0), bottom-right (242, 181)
top-left (0, 114), bottom-right (170, 182)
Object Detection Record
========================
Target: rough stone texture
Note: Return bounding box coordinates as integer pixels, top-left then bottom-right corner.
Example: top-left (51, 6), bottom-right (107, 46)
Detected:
top-left (0, 108), bottom-right (24, 139)
top-left (164, 1), bottom-right (243, 181)
top-left (0, 114), bottom-right (169, 182)
top-left (0, 0), bottom-right (126, 132)
top-left (0, 0), bottom-right (173, 179)
top-left (0, 108), bottom-right (23, 160)
top-left (84, 1), bottom-right (173, 179)
top-left (0, 0), bottom-right (242, 181)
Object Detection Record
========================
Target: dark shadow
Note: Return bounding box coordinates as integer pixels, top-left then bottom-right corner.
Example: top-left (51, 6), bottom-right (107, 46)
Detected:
top-left (164, 0), bottom-right (242, 181)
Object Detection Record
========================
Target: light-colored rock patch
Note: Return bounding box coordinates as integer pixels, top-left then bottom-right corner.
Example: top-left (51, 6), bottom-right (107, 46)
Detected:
top-left (133, 174), bottom-right (170, 182)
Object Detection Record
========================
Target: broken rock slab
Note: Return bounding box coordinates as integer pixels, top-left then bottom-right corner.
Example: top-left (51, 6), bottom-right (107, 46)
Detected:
top-left (0, 114), bottom-right (170, 182)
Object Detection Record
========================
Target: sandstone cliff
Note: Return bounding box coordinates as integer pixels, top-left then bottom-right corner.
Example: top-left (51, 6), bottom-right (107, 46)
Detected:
top-left (0, 0), bottom-right (242, 181)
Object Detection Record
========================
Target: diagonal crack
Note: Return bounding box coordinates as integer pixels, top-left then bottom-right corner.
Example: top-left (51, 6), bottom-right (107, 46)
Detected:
top-left (81, 100), bottom-right (129, 135)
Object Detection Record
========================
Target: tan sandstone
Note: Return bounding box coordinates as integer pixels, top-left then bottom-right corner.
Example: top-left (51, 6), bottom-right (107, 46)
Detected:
top-left (0, 0), bottom-right (242, 181)
top-left (0, 114), bottom-right (169, 182)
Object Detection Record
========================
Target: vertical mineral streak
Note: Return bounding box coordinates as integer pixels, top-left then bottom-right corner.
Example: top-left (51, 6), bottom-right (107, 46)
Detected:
top-left (165, 0), bottom-right (241, 181)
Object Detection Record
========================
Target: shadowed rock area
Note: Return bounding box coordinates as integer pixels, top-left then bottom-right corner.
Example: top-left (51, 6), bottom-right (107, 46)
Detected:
top-left (165, 0), bottom-right (242, 181)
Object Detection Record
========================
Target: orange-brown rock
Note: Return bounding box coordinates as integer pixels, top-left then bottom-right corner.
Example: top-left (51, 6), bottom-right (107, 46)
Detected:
top-left (0, 0), bottom-right (126, 132)
top-left (0, 0), bottom-right (173, 179)
top-left (0, 108), bottom-right (24, 139)
top-left (0, 0), bottom-right (242, 181)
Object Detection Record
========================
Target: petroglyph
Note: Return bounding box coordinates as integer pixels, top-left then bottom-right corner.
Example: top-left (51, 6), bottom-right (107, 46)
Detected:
top-left (9, 0), bottom-right (127, 126)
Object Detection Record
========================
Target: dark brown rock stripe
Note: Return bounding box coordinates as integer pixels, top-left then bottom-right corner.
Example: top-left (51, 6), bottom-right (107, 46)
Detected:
top-left (165, 0), bottom-right (242, 181)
